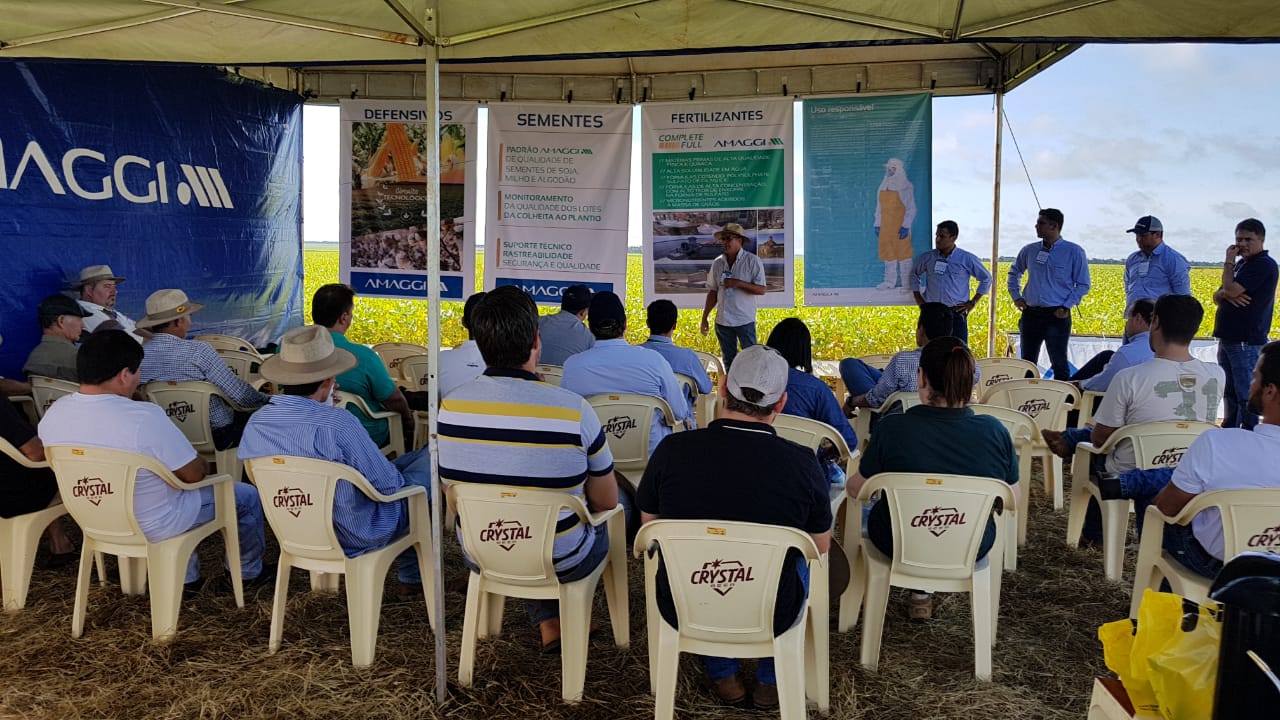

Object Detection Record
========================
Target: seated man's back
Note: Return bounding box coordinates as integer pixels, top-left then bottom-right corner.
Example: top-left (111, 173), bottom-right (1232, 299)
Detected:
top-left (537, 284), bottom-right (595, 366)
top-left (1093, 357), bottom-right (1222, 474)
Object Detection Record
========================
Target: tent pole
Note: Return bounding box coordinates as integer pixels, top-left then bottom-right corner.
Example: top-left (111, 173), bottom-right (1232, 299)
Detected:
top-left (422, 1), bottom-right (447, 706)
top-left (987, 71), bottom-right (1004, 358)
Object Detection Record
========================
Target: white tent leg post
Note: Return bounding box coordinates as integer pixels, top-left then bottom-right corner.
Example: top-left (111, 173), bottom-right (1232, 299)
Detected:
top-left (987, 71), bottom-right (1005, 358)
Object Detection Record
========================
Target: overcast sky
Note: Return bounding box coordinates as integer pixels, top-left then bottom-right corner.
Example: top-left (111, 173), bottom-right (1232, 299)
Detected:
top-left (303, 43), bottom-right (1280, 263)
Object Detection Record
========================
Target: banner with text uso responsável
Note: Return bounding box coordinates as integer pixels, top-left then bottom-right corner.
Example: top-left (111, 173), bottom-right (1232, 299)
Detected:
top-left (803, 93), bottom-right (932, 306)
top-left (0, 60), bottom-right (303, 376)
top-left (485, 103), bottom-right (632, 304)
top-left (339, 100), bottom-right (478, 301)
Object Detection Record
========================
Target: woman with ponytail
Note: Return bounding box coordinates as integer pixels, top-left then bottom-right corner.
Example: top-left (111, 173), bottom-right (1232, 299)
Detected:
top-left (848, 336), bottom-right (1018, 620)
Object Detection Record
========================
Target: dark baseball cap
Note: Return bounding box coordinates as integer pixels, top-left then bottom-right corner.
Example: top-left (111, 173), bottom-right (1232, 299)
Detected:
top-left (587, 291), bottom-right (626, 331)
top-left (1126, 215), bottom-right (1163, 234)
top-left (38, 293), bottom-right (92, 323)
top-left (560, 284), bottom-right (593, 314)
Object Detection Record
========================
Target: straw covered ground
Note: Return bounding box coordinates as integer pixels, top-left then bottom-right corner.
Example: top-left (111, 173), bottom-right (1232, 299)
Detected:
top-left (0, 461), bottom-right (1131, 720)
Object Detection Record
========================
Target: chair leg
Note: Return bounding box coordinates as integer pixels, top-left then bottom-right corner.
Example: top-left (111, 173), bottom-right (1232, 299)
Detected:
top-left (412, 540), bottom-right (437, 633)
top-left (1049, 455), bottom-right (1065, 511)
top-left (485, 593), bottom-right (506, 638)
top-left (458, 574), bottom-right (483, 687)
top-left (119, 556), bottom-right (147, 595)
top-left (94, 552), bottom-right (106, 586)
top-left (654, 624), bottom-right (681, 720)
top-left (268, 559), bottom-right (293, 654)
top-left (72, 544), bottom-right (96, 638)
top-left (602, 515), bottom-right (629, 648)
top-left (346, 559), bottom-right (387, 668)
top-left (1004, 509), bottom-right (1019, 573)
top-left (1064, 479), bottom-right (1091, 548)
top-left (145, 553), bottom-right (185, 642)
top-left (805, 563), bottom-right (830, 714)
top-left (858, 559), bottom-right (891, 671)
top-left (775, 628), bottom-right (809, 720)
top-left (559, 586), bottom-right (594, 703)
top-left (838, 539), bottom-right (866, 633)
top-left (1101, 500), bottom-right (1130, 583)
top-left (0, 516), bottom-right (41, 611)
top-left (971, 565), bottom-right (993, 682)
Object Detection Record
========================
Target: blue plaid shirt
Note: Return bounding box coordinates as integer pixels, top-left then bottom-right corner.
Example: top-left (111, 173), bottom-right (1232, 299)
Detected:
top-left (238, 394), bottom-right (414, 557)
top-left (138, 333), bottom-right (268, 428)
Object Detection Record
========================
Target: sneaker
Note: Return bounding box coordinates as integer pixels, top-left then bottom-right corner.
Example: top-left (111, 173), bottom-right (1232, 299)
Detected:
top-left (751, 681), bottom-right (779, 710)
top-left (908, 592), bottom-right (932, 621)
top-left (1041, 429), bottom-right (1072, 459)
top-left (710, 674), bottom-right (747, 706)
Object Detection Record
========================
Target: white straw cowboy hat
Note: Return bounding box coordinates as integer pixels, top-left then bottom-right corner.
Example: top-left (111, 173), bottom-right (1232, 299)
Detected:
top-left (714, 223), bottom-right (749, 241)
top-left (74, 265), bottom-right (126, 288)
top-left (135, 289), bottom-right (206, 329)
top-left (259, 325), bottom-right (357, 385)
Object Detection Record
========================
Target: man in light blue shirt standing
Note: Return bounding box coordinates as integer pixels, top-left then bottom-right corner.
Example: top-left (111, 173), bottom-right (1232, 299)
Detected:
top-left (1123, 215), bottom-right (1191, 308)
top-left (910, 220), bottom-right (992, 345)
top-left (1007, 208), bottom-right (1091, 380)
top-left (537, 284), bottom-right (595, 366)
top-left (563, 292), bottom-right (691, 458)
top-left (641, 299), bottom-right (712, 421)
top-left (700, 223), bottom-right (767, 369)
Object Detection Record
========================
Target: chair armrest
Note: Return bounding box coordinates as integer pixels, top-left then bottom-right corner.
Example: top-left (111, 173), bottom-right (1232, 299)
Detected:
top-left (167, 471), bottom-right (235, 490)
top-left (367, 483), bottom-right (428, 504)
top-left (586, 504), bottom-right (623, 527)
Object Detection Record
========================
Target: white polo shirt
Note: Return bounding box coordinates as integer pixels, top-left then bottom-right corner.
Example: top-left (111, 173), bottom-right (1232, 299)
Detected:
top-left (708, 249), bottom-right (766, 327)
top-left (39, 392), bottom-right (202, 542)
top-left (1170, 423), bottom-right (1280, 559)
top-left (437, 339), bottom-right (485, 398)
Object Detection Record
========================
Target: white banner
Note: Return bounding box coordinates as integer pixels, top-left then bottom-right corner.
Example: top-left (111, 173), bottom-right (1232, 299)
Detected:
top-left (339, 100), bottom-right (477, 300)
top-left (641, 99), bottom-right (794, 309)
top-left (484, 103), bottom-right (632, 303)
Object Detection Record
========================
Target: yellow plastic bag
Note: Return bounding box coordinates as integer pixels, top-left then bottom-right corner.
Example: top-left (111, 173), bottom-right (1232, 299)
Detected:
top-left (1146, 598), bottom-right (1220, 720)
top-left (1099, 615), bottom-right (1160, 716)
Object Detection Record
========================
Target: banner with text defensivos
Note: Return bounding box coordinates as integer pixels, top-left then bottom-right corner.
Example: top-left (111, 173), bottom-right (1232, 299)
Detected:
top-left (641, 99), bottom-right (794, 309)
top-left (803, 94), bottom-right (932, 306)
top-left (339, 100), bottom-right (477, 301)
top-left (485, 103), bottom-right (632, 303)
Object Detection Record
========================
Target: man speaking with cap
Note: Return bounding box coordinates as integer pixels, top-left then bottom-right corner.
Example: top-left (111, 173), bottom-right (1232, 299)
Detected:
top-left (74, 264), bottom-right (145, 343)
top-left (636, 344), bottom-right (831, 709)
top-left (1123, 215), bottom-right (1191, 308)
top-left (701, 223), bottom-right (767, 369)
top-left (24, 294), bottom-right (92, 382)
top-left (238, 325), bottom-right (435, 598)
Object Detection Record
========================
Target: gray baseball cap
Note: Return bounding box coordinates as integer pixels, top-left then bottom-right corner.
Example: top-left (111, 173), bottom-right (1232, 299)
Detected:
top-left (726, 345), bottom-right (788, 407)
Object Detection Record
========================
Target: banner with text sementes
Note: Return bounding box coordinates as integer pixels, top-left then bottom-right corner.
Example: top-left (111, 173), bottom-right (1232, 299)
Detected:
top-left (484, 103), bottom-right (632, 304)
top-left (641, 99), bottom-right (794, 310)
top-left (339, 100), bottom-right (477, 301)
top-left (802, 93), bottom-right (932, 306)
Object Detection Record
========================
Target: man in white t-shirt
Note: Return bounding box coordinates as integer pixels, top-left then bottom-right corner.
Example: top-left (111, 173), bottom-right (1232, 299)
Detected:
top-left (39, 329), bottom-right (267, 593)
top-left (1152, 340), bottom-right (1280, 578)
top-left (436, 292), bottom-right (486, 398)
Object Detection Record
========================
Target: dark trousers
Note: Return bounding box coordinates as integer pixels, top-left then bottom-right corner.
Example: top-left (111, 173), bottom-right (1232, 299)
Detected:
top-left (1069, 350), bottom-right (1114, 382)
top-left (211, 410), bottom-right (253, 451)
top-left (1019, 307), bottom-right (1072, 380)
top-left (951, 312), bottom-right (970, 345)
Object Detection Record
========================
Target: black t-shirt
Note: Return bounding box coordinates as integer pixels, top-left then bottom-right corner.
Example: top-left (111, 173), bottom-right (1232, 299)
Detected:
top-left (637, 418), bottom-right (832, 634)
top-left (1214, 250), bottom-right (1278, 344)
top-left (0, 400), bottom-right (37, 474)
top-left (0, 399), bottom-right (58, 518)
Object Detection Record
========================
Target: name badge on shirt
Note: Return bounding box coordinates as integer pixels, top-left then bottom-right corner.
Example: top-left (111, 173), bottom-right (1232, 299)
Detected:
top-left (933, 260), bottom-right (949, 275)
top-left (1035, 250), bottom-right (1050, 265)
top-left (1137, 260), bottom-right (1150, 277)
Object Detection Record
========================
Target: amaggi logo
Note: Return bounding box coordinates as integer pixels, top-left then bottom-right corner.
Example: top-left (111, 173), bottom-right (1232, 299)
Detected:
top-left (73, 476), bottom-right (113, 506)
top-left (165, 400), bottom-right (196, 422)
top-left (602, 415), bottom-right (637, 439)
top-left (910, 506), bottom-right (968, 537)
top-left (713, 137), bottom-right (784, 148)
top-left (1151, 446), bottom-right (1187, 466)
top-left (1247, 525), bottom-right (1280, 551)
top-left (689, 559), bottom-right (755, 596)
top-left (478, 519), bottom-right (532, 551)
top-left (271, 486), bottom-right (314, 518)
top-left (1017, 398), bottom-right (1051, 417)
top-left (0, 139), bottom-right (234, 209)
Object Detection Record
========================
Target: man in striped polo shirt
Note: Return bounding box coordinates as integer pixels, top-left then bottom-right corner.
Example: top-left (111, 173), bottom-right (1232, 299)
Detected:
top-left (438, 285), bottom-right (619, 653)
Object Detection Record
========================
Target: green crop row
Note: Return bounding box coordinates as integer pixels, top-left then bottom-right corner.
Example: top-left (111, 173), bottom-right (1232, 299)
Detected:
top-left (303, 248), bottom-right (1264, 360)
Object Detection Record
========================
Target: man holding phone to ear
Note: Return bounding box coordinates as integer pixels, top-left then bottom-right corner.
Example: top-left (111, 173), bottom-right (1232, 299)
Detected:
top-left (1213, 218), bottom-right (1278, 429)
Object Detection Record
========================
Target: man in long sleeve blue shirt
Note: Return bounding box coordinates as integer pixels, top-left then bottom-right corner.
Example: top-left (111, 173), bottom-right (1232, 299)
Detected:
top-left (641, 299), bottom-right (712, 423)
top-left (1123, 215), bottom-right (1191, 308)
top-left (1007, 208), bottom-right (1091, 380)
top-left (910, 220), bottom-right (992, 345)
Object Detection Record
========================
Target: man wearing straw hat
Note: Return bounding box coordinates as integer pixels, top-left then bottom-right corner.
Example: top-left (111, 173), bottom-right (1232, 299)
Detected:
top-left (238, 325), bottom-right (436, 598)
top-left (74, 264), bottom-right (145, 343)
top-left (135, 289), bottom-right (269, 451)
top-left (701, 222), bottom-right (767, 370)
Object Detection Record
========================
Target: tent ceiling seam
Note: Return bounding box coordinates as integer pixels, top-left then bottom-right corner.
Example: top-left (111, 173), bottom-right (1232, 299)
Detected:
top-left (1, 8), bottom-right (197, 49)
top-left (959, 0), bottom-right (1116, 38)
top-left (138, 0), bottom-right (424, 46)
top-left (442, 0), bottom-right (658, 47)
top-left (729, 0), bottom-right (944, 40)
top-left (950, 0), bottom-right (967, 40)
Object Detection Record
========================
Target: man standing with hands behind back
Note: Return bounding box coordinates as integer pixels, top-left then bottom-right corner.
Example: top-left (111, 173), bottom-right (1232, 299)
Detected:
top-left (1213, 218), bottom-right (1278, 429)
top-left (701, 223), bottom-right (767, 370)
top-left (1007, 208), bottom-right (1091, 380)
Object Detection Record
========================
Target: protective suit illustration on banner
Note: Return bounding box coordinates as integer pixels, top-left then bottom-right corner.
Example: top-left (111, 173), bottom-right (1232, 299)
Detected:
top-left (873, 158), bottom-right (916, 291)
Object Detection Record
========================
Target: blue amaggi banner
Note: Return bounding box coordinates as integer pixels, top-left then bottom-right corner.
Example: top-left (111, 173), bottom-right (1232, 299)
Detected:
top-left (803, 93), bottom-right (932, 306)
top-left (0, 60), bottom-right (303, 375)
top-left (339, 100), bottom-right (478, 301)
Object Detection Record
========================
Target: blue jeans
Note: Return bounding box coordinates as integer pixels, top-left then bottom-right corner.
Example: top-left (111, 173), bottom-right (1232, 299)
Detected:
top-left (390, 448), bottom-right (433, 584)
top-left (703, 557), bottom-right (810, 685)
top-left (715, 323), bottom-right (756, 370)
top-left (1162, 522), bottom-right (1222, 579)
top-left (1219, 342), bottom-right (1263, 429)
top-left (839, 358), bottom-right (883, 398)
top-left (525, 523), bottom-right (611, 627)
top-left (183, 482), bottom-right (267, 584)
top-left (1019, 307), bottom-right (1072, 380)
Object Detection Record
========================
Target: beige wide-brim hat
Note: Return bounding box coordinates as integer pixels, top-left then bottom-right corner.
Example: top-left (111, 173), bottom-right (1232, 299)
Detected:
top-left (714, 222), bottom-right (749, 241)
top-left (75, 264), bottom-right (126, 288)
top-left (135, 289), bottom-right (206, 329)
top-left (259, 325), bottom-right (357, 385)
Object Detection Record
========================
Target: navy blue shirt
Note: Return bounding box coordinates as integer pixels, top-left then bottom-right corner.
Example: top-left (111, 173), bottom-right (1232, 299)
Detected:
top-left (1213, 250), bottom-right (1278, 345)
top-left (781, 368), bottom-right (858, 450)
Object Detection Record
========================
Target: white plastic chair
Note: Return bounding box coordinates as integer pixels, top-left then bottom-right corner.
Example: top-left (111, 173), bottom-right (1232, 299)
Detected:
top-left (371, 342), bottom-right (428, 381)
top-left (983, 379), bottom-right (1079, 511)
top-left (694, 350), bottom-right (725, 384)
top-left (673, 371), bottom-right (718, 428)
top-left (215, 348), bottom-right (265, 385)
top-left (846, 472), bottom-right (1013, 681)
top-left (535, 364), bottom-right (564, 386)
top-left (975, 357), bottom-right (1040, 402)
top-left (244, 455), bottom-right (436, 666)
top-left (1129, 488), bottom-right (1280, 618)
top-left (45, 445), bottom-right (244, 640)
top-left (193, 333), bottom-right (257, 353)
top-left (29, 375), bottom-right (79, 421)
top-left (1065, 421), bottom-right (1214, 582)
top-left (586, 393), bottom-right (680, 484)
top-left (850, 390), bottom-right (921, 453)
top-left (1076, 389), bottom-right (1106, 429)
top-left (969, 404), bottom-right (1036, 571)
top-left (399, 354), bottom-right (431, 391)
top-left (634, 520), bottom-right (828, 719)
top-left (140, 380), bottom-right (252, 481)
top-left (774, 413), bottom-right (858, 475)
top-left (334, 390), bottom-right (406, 460)
top-left (450, 483), bottom-right (628, 703)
